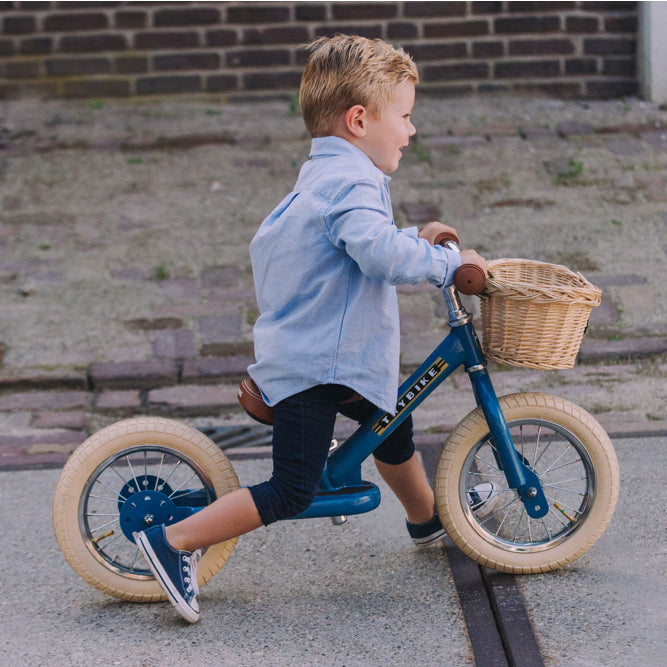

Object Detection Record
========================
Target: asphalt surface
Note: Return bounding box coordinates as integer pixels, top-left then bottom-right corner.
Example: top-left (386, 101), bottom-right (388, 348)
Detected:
top-left (0, 93), bottom-right (666, 664)
top-left (2, 434), bottom-right (666, 666)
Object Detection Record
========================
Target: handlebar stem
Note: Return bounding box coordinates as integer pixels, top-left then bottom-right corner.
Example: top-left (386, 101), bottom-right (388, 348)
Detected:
top-left (443, 285), bottom-right (473, 328)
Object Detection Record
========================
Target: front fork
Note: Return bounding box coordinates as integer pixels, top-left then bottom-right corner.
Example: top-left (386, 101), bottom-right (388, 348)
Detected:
top-left (468, 368), bottom-right (548, 518)
top-left (445, 286), bottom-right (549, 519)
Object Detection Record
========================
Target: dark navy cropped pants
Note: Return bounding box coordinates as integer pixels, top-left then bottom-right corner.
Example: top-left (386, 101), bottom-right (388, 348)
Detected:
top-left (248, 384), bottom-right (414, 526)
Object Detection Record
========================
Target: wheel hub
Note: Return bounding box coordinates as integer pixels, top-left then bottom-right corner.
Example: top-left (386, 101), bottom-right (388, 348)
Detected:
top-left (118, 476), bottom-right (177, 540)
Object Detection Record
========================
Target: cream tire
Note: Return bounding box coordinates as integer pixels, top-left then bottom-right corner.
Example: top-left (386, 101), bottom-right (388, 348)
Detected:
top-left (53, 417), bottom-right (240, 601)
top-left (435, 392), bottom-right (619, 574)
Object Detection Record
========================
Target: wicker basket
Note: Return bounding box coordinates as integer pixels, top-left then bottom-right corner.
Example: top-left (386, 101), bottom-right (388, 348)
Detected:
top-left (480, 259), bottom-right (602, 370)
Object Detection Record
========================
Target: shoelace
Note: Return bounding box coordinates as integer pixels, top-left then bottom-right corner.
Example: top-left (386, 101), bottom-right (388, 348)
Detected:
top-left (181, 549), bottom-right (202, 597)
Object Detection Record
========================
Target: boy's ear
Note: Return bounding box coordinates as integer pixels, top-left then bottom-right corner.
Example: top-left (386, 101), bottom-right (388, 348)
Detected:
top-left (344, 104), bottom-right (367, 138)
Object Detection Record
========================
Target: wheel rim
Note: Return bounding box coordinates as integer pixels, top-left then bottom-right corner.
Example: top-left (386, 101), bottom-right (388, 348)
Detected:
top-left (78, 445), bottom-right (217, 578)
top-left (460, 418), bottom-right (596, 553)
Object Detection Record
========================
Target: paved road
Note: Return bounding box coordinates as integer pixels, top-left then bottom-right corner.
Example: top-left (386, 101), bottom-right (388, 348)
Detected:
top-left (2, 433), bottom-right (665, 666)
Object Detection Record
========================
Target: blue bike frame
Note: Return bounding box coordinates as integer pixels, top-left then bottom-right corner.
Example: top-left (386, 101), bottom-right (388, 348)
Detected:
top-left (297, 286), bottom-right (549, 521)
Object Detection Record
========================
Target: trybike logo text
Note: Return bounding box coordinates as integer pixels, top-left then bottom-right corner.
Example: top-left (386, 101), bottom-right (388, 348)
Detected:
top-left (372, 358), bottom-right (448, 435)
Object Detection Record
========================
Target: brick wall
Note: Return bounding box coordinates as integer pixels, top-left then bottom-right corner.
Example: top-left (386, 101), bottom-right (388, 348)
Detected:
top-left (0, 1), bottom-right (638, 101)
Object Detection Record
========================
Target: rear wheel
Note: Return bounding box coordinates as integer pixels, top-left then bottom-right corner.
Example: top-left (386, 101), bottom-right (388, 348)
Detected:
top-left (53, 417), bottom-right (240, 601)
top-left (435, 392), bottom-right (619, 574)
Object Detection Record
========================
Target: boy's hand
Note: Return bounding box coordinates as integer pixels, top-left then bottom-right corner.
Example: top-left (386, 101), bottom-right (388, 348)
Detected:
top-left (459, 249), bottom-right (487, 275)
top-left (418, 222), bottom-right (458, 246)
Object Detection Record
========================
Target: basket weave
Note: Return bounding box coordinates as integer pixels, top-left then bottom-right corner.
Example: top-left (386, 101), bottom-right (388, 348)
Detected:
top-left (480, 259), bottom-right (602, 370)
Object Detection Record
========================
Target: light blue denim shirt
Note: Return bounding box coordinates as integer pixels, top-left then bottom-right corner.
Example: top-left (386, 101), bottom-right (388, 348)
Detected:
top-left (248, 136), bottom-right (461, 414)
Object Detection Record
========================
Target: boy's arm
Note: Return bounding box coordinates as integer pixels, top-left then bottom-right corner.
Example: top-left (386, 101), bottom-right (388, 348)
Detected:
top-left (324, 180), bottom-right (462, 286)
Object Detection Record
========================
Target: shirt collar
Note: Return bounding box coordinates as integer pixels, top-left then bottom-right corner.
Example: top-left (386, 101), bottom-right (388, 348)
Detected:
top-left (309, 136), bottom-right (391, 184)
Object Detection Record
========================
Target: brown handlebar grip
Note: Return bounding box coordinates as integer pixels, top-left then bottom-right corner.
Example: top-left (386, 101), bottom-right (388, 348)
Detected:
top-left (454, 264), bottom-right (487, 295)
top-left (434, 230), bottom-right (460, 246)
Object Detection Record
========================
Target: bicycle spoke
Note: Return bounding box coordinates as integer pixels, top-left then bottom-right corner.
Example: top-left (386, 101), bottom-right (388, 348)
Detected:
top-left (533, 430), bottom-right (557, 470)
top-left (154, 453), bottom-right (165, 491)
top-left (90, 517), bottom-right (120, 533)
top-left (540, 443), bottom-right (574, 476)
top-left (167, 471), bottom-right (198, 498)
top-left (124, 455), bottom-right (142, 493)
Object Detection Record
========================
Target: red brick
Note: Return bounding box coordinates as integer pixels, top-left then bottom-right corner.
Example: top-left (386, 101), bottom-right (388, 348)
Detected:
top-left (115, 11), bottom-right (147, 29)
top-left (154, 52), bottom-right (220, 72)
top-left (579, 337), bottom-right (667, 362)
top-left (63, 78), bottom-right (130, 98)
top-left (495, 60), bottom-right (560, 78)
top-left (136, 75), bottom-right (201, 95)
top-left (227, 49), bottom-right (290, 68)
top-left (566, 58), bottom-right (597, 75)
top-left (424, 20), bottom-right (489, 38)
top-left (59, 34), bottom-right (127, 53)
top-left (90, 360), bottom-right (179, 390)
top-left (154, 7), bottom-right (220, 27)
top-left (604, 15), bottom-right (637, 33)
top-left (296, 4), bottom-right (327, 21)
top-left (566, 15), bottom-right (599, 32)
top-left (494, 16), bottom-right (560, 33)
top-left (134, 31), bottom-right (199, 50)
top-left (405, 43), bottom-right (467, 61)
top-left (242, 70), bottom-right (302, 90)
top-left (404, 2), bottom-right (466, 17)
top-left (0, 39), bottom-right (15, 57)
top-left (314, 25), bottom-right (383, 40)
top-left (387, 22), bottom-right (419, 40)
top-left (181, 356), bottom-right (254, 384)
top-left (507, 1), bottom-right (575, 11)
top-left (115, 56), bottom-right (148, 74)
top-left (603, 58), bottom-right (635, 77)
top-left (227, 6), bottom-right (290, 23)
top-left (45, 57), bottom-right (111, 76)
top-left (473, 41), bottom-right (504, 58)
top-left (586, 79), bottom-right (637, 99)
top-left (422, 63), bottom-right (489, 82)
top-left (32, 411), bottom-right (90, 430)
top-left (0, 390), bottom-right (89, 411)
top-left (206, 74), bottom-right (238, 92)
top-left (95, 390), bottom-right (142, 414)
top-left (332, 3), bottom-right (397, 20)
top-left (243, 26), bottom-right (309, 45)
top-left (509, 38), bottom-right (574, 55)
top-left (472, 2), bottom-right (503, 13)
top-left (4, 61), bottom-right (41, 78)
top-left (206, 29), bottom-right (239, 48)
top-left (3, 15), bottom-right (36, 34)
top-left (44, 12), bottom-right (108, 32)
top-left (152, 329), bottom-right (196, 360)
top-left (0, 429), bottom-right (87, 451)
top-left (584, 38), bottom-right (635, 55)
top-left (147, 384), bottom-right (239, 416)
top-left (20, 37), bottom-right (52, 55)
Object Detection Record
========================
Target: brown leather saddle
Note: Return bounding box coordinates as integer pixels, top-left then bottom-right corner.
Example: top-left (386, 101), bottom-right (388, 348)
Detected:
top-left (237, 377), bottom-right (274, 425)
top-left (237, 377), bottom-right (363, 426)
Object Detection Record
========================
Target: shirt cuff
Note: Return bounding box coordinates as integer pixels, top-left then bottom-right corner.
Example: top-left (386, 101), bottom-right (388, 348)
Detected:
top-left (432, 246), bottom-right (462, 287)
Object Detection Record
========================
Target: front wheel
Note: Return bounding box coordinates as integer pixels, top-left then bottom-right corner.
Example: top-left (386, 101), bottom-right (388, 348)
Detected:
top-left (435, 392), bottom-right (619, 574)
top-left (53, 417), bottom-right (240, 601)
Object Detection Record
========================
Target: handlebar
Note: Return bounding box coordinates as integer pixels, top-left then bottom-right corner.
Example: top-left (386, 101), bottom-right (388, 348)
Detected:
top-left (433, 231), bottom-right (487, 295)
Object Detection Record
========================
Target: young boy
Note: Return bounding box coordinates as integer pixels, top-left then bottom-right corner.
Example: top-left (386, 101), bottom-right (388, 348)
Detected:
top-left (135, 35), bottom-right (486, 624)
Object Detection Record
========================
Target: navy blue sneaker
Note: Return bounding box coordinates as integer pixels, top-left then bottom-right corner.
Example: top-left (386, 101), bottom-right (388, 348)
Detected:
top-left (407, 484), bottom-right (499, 546)
top-left (134, 525), bottom-right (201, 623)
top-left (468, 482), bottom-right (499, 519)
top-left (406, 513), bottom-right (446, 546)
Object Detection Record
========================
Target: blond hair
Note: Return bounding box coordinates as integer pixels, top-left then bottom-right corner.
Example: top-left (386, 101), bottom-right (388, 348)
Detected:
top-left (299, 35), bottom-right (419, 138)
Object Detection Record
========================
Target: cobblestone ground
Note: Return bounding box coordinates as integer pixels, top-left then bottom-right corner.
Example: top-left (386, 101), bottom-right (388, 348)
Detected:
top-left (0, 95), bottom-right (665, 467)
